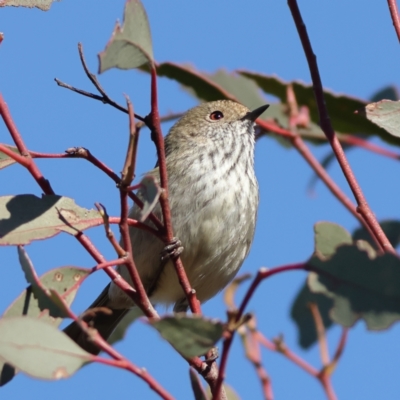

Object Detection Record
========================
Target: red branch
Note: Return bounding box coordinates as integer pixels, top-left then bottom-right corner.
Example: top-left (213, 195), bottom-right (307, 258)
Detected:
top-left (256, 119), bottom-right (383, 252)
top-left (0, 92), bottom-right (159, 319)
top-left (0, 96), bottom-right (54, 194)
top-left (287, 0), bottom-right (394, 254)
top-left (388, 0), bottom-right (400, 43)
top-left (56, 294), bottom-right (172, 400)
top-left (213, 263), bottom-right (307, 399)
top-left (148, 67), bottom-right (201, 314)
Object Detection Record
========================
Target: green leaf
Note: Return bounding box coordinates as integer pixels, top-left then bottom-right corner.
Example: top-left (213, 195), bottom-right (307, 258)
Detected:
top-left (308, 243), bottom-right (400, 330)
top-left (150, 315), bottom-right (224, 358)
top-left (138, 175), bottom-right (162, 222)
top-left (353, 220), bottom-right (400, 250)
top-left (0, 265), bottom-right (89, 386)
top-left (98, 0), bottom-right (153, 73)
top-left (290, 281), bottom-right (334, 349)
top-left (0, 0), bottom-right (57, 11)
top-left (363, 100), bottom-right (400, 138)
top-left (206, 70), bottom-right (266, 110)
top-left (0, 194), bottom-right (102, 245)
top-left (3, 266), bottom-right (89, 322)
top-left (18, 246), bottom-right (68, 318)
top-left (0, 317), bottom-right (92, 380)
top-left (314, 222), bottom-right (352, 258)
top-left (0, 145), bottom-right (19, 170)
top-left (238, 70), bottom-right (400, 146)
top-left (189, 368), bottom-right (209, 400)
top-left (291, 222), bottom-right (352, 348)
top-left (154, 62), bottom-right (234, 102)
top-left (107, 308), bottom-right (143, 345)
top-left (370, 85), bottom-right (400, 102)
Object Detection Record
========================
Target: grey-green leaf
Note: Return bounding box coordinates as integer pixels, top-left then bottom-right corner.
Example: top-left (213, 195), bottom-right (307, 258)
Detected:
top-left (314, 222), bottom-right (352, 258)
top-left (0, 145), bottom-right (20, 170)
top-left (0, 194), bottom-right (102, 245)
top-left (308, 244), bottom-right (400, 330)
top-left (239, 70), bottom-right (400, 146)
top-left (290, 281), bottom-right (334, 349)
top-left (0, 265), bottom-right (89, 385)
top-left (98, 0), bottom-right (153, 73)
top-left (108, 308), bottom-right (143, 345)
top-left (353, 220), bottom-right (400, 250)
top-left (364, 100), bottom-right (400, 138)
top-left (18, 246), bottom-right (68, 318)
top-left (150, 315), bottom-right (224, 358)
top-left (0, 317), bottom-right (92, 380)
top-left (0, 0), bottom-right (57, 11)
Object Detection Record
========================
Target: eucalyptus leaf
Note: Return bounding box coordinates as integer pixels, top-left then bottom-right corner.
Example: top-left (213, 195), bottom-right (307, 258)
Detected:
top-left (0, 195), bottom-right (101, 245)
top-left (0, 317), bottom-right (92, 380)
top-left (150, 315), bottom-right (224, 358)
top-left (98, 0), bottom-right (153, 72)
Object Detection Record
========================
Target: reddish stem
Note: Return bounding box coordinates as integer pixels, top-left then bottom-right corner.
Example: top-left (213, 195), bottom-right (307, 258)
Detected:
top-left (287, 0), bottom-right (394, 254)
top-left (149, 67), bottom-right (201, 314)
top-left (309, 303), bottom-right (330, 366)
top-left (91, 257), bottom-right (128, 272)
top-left (388, 0), bottom-right (400, 43)
top-left (0, 96), bottom-right (55, 194)
top-left (59, 300), bottom-right (171, 400)
top-left (213, 263), bottom-right (307, 399)
top-left (330, 328), bottom-right (349, 369)
top-left (92, 356), bottom-right (174, 400)
top-left (257, 120), bottom-right (383, 252)
top-left (319, 374), bottom-right (338, 400)
top-left (256, 332), bottom-right (319, 377)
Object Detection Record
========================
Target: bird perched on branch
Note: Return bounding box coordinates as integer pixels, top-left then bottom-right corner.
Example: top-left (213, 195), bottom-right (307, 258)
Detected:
top-left (64, 100), bottom-right (269, 354)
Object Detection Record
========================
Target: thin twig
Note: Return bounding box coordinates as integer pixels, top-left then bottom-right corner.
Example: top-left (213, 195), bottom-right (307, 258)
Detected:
top-left (288, 0), bottom-right (394, 254)
top-left (146, 66), bottom-right (201, 315)
top-left (55, 43), bottom-right (145, 121)
top-left (255, 331), bottom-right (319, 377)
top-left (329, 328), bottom-right (349, 372)
top-left (387, 0), bottom-right (400, 43)
top-left (256, 119), bottom-right (383, 252)
top-left (118, 97), bottom-right (153, 312)
top-left (308, 303), bottom-right (330, 366)
top-left (213, 263), bottom-right (307, 399)
top-left (64, 146), bottom-right (164, 232)
top-left (58, 297), bottom-right (172, 400)
top-left (239, 323), bottom-right (273, 400)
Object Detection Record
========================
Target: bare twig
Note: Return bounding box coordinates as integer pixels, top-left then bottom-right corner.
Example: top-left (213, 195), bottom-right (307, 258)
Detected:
top-left (64, 146), bottom-right (164, 232)
top-left (117, 97), bottom-right (154, 313)
top-left (58, 297), bottom-right (172, 400)
top-left (55, 43), bottom-right (144, 121)
top-left (213, 263), bottom-right (307, 399)
top-left (308, 303), bottom-right (330, 366)
top-left (387, 0), bottom-right (400, 43)
top-left (288, 0), bottom-right (394, 254)
top-left (146, 66), bottom-right (201, 315)
top-left (239, 322), bottom-right (273, 400)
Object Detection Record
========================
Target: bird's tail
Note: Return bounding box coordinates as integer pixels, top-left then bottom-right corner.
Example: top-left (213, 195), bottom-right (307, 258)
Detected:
top-left (63, 284), bottom-right (129, 355)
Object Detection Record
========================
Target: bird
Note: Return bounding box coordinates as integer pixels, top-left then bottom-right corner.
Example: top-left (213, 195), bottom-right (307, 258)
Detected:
top-left (64, 100), bottom-right (269, 354)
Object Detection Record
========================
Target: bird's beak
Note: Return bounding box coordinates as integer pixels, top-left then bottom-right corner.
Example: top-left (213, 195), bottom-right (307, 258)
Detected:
top-left (243, 104), bottom-right (270, 122)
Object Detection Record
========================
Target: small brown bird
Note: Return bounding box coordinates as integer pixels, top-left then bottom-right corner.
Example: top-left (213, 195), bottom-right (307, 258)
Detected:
top-left (64, 100), bottom-right (268, 354)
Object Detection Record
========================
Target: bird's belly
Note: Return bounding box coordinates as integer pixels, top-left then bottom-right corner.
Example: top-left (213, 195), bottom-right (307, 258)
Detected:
top-left (151, 187), bottom-right (256, 305)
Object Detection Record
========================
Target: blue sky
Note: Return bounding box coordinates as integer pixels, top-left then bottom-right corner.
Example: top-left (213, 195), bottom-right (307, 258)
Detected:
top-left (1, 1), bottom-right (400, 399)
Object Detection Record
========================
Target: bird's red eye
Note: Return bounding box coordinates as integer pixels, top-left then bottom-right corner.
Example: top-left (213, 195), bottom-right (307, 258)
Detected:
top-left (209, 111), bottom-right (224, 121)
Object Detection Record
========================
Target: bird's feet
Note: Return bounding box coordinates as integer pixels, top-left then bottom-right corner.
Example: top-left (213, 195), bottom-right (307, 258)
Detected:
top-left (160, 237), bottom-right (184, 261)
